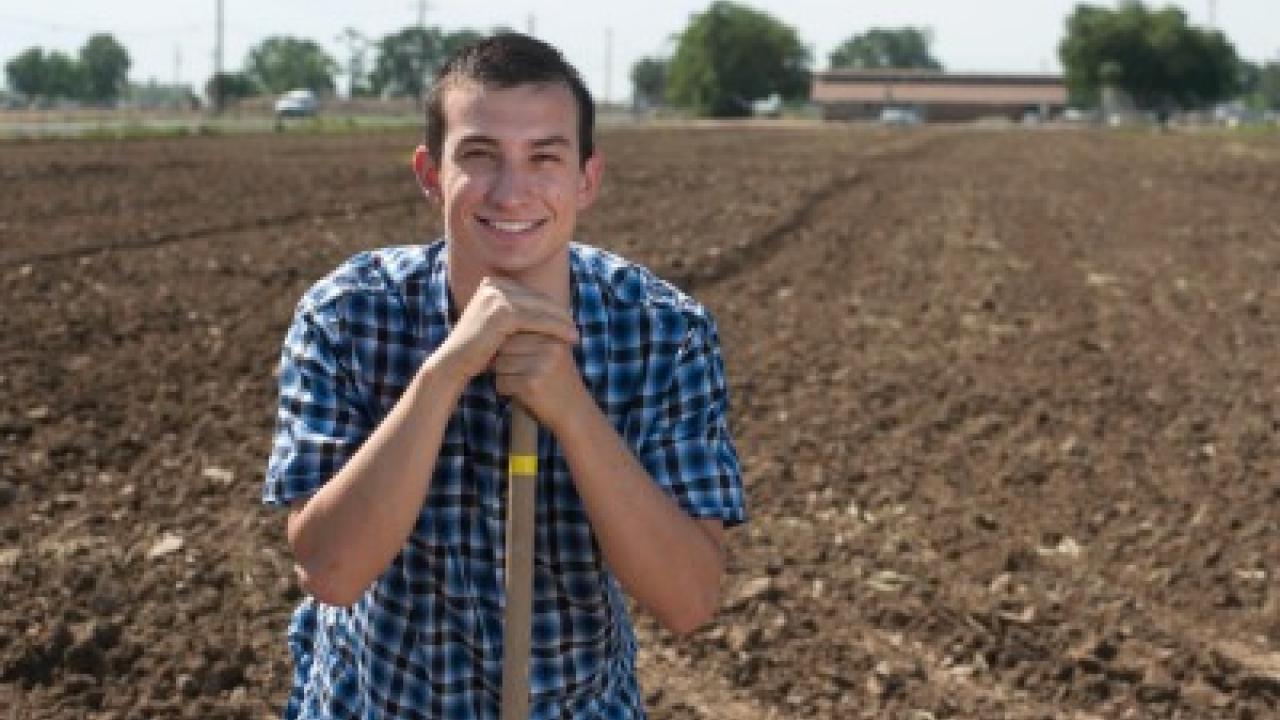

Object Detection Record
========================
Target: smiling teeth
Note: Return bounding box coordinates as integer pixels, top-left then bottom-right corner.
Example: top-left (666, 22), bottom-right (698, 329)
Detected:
top-left (489, 219), bottom-right (538, 232)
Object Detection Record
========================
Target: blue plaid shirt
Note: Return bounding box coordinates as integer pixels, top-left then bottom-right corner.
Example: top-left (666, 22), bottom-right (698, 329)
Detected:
top-left (264, 241), bottom-right (746, 720)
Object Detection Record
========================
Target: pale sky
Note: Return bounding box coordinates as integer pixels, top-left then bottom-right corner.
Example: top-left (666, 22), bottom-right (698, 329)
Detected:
top-left (2, 1), bottom-right (1276, 101)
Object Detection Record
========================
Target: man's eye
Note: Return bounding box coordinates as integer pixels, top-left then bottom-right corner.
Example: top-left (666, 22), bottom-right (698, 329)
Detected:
top-left (460, 149), bottom-right (494, 160)
top-left (533, 154), bottom-right (562, 164)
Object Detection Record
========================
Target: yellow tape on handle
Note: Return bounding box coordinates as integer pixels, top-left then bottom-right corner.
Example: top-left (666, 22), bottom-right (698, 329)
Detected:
top-left (508, 454), bottom-right (538, 476)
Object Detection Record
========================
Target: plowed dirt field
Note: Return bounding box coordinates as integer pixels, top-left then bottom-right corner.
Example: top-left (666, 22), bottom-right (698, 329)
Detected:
top-left (2, 125), bottom-right (1279, 719)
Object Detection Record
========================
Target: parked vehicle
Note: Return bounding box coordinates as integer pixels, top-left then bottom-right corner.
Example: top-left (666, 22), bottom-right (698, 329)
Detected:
top-left (1061, 107), bottom-right (1100, 124)
top-left (879, 106), bottom-right (922, 126)
top-left (274, 89), bottom-right (318, 118)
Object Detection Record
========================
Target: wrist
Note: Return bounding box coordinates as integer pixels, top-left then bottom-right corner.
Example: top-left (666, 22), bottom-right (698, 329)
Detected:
top-left (542, 380), bottom-right (598, 438)
top-left (419, 349), bottom-right (472, 400)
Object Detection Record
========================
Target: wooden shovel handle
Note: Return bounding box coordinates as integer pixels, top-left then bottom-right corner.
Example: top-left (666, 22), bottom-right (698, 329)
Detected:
top-left (501, 403), bottom-right (538, 720)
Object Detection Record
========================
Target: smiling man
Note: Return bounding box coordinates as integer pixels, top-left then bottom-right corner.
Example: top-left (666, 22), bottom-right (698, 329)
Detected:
top-left (264, 33), bottom-right (745, 720)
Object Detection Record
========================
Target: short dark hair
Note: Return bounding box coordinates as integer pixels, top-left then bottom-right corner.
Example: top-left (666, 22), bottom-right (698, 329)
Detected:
top-left (425, 33), bottom-right (595, 165)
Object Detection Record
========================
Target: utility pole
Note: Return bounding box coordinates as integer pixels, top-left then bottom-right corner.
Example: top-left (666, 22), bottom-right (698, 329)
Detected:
top-left (214, 0), bottom-right (224, 113)
top-left (417, 0), bottom-right (432, 31)
top-left (413, 0), bottom-right (430, 99)
top-left (526, 14), bottom-right (536, 37)
top-left (1208, 0), bottom-right (1217, 28)
top-left (604, 28), bottom-right (613, 105)
top-left (337, 28), bottom-right (367, 99)
top-left (174, 45), bottom-right (184, 110)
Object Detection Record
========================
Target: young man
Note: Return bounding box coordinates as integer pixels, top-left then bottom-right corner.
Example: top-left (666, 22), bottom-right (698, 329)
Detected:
top-left (264, 33), bottom-right (745, 719)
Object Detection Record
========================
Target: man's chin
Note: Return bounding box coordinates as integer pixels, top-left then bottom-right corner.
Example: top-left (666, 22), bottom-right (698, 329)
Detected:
top-left (449, 235), bottom-right (569, 279)
top-left (477, 251), bottom-right (553, 281)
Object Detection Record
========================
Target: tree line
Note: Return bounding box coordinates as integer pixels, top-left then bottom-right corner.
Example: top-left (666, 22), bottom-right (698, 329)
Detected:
top-left (207, 25), bottom-right (502, 108)
top-left (6, 2), bottom-right (1279, 116)
top-left (2, 24), bottom-right (501, 108)
top-left (5, 34), bottom-right (132, 105)
top-left (639, 1), bottom-right (1278, 117)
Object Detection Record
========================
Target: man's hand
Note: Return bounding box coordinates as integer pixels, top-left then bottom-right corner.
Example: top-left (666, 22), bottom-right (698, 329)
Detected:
top-left (437, 277), bottom-right (579, 385)
top-left (494, 330), bottom-right (586, 431)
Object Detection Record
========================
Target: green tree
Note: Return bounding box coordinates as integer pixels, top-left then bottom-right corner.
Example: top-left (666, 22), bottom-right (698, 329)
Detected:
top-left (205, 71), bottom-right (259, 103)
top-left (1258, 62), bottom-right (1280, 110)
top-left (1238, 59), bottom-right (1262, 96)
top-left (828, 27), bottom-right (943, 70)
top-left (368, 26), bottom-right (485, 99)
top-left (5, 47), bottom-right (48, 97)
top-left (441, 29), bottom-right (486, 60)
top-left (245, 36), bottom-right (337, 94)
top-left (630, 56), bottom-right (667, 107)
top-left (666, 1), bottom-right (810, 117)
top-left (79, 33), bottom-right (131, 103)
top-left (369, 26), bottom-right (443, 98)
top-left (42, 51), bottom-right (83, 99)
top-left (5, 47), bottom-right (84, 100)
top-left (1058, 2), bottom-right (1240, 110)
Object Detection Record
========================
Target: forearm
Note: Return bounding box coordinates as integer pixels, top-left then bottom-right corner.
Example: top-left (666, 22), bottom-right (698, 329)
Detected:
top-left (287, 353), bottom-right (466, 606)
top-left (550, 392), bottom-right (726, 635)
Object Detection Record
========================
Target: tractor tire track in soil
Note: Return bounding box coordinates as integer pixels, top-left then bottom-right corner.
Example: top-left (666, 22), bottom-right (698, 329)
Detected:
top-left (0, 197), bottom-right (419, 269)
top-left (673, 133), bottom-right (943, 293)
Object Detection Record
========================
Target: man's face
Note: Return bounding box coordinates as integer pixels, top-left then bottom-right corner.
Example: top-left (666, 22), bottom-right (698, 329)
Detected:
top-left (415, 80), bottom-right (602, 286)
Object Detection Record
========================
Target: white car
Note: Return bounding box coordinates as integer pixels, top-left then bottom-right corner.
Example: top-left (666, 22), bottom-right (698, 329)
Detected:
top-left (274, 89), bottom-right (318, 118)
top-left (879, 106), bottom-right (921, 126)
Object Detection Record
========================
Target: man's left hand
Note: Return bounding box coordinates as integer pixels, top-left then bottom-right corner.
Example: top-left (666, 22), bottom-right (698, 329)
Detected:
top-left (493, 331), bottom-right (587, 432)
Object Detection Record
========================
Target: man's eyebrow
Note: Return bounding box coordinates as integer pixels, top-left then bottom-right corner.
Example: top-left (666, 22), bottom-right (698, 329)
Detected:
top-left (456, 135), bottom-right (499, 147)
top-left (454, 135), bottom-right (571, 151)
top-left (531, 136), bottom-right (572, 149)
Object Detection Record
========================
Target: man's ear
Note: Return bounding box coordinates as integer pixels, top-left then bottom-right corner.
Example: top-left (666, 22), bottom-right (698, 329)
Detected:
top-left (412, 145), bottom-right (440, 200)
top-left (577, 150), bottom-right (605, 211)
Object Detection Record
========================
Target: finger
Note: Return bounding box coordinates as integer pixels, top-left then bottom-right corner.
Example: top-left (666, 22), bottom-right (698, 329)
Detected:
top-left (500, 331), bottom-right (568, 355)
top-left (473, 278), bottom-right (578, 344)
top-left (492, 352), bottom-right (535, 376)
top-left (494, 372), bottom-right (529, 399)
top-left (505, 307), bottom-right (578, 345)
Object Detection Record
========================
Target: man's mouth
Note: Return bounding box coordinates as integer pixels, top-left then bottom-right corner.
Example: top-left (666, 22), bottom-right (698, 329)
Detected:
top-left (479, 217), bottom-right (546, 233)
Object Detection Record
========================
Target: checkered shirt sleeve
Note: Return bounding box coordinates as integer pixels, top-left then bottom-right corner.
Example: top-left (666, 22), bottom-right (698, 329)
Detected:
top-left (635, 312), bottom-right (745, 527)
top-left (264, 295), bottom-right (372, 507)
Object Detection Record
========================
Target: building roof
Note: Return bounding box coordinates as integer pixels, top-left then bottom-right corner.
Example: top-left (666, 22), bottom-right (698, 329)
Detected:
top-left (812, 70), bottom-right (1067, 106)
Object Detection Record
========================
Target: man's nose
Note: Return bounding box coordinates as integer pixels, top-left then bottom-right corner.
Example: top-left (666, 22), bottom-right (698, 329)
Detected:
top-left (487, 164), bottom-right (533, 208)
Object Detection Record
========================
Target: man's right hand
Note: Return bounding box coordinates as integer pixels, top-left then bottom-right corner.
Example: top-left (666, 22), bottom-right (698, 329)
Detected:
top-left (437, 277), bottom-right (579, 384)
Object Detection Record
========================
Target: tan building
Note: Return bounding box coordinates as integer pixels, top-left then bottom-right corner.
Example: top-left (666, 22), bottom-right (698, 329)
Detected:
top-left (811, 69), bottom-right (1068, 123)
